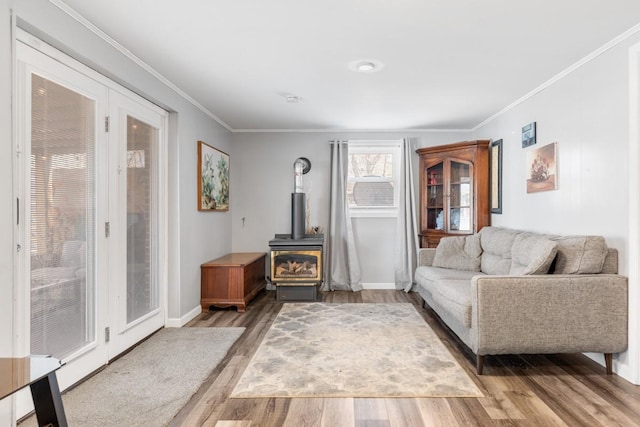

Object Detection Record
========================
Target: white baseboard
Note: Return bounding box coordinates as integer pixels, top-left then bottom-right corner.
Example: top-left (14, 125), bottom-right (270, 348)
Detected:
top-left (165, 305), bottom-right (202, 328)
top-left (361, 283), bottom-right (396, 290)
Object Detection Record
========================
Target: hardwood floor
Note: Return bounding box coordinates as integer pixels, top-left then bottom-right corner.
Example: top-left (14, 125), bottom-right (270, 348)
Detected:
top-left (169, 290), bottom-right (640, 427)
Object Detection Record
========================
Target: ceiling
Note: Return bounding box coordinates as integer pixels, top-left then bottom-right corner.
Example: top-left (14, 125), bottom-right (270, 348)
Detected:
top-left (57, 0), bottom-right (640, 132)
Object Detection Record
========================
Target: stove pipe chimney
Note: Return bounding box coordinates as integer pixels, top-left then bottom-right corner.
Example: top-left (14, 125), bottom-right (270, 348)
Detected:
top-left (291, 158), bottom-right (310, 239)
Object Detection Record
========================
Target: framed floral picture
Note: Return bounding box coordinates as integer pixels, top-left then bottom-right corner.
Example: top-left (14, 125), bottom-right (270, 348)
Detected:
top-left (526, 142), bottom-right (557, 193)
top-left (198, 140), bottom-right (229, 211)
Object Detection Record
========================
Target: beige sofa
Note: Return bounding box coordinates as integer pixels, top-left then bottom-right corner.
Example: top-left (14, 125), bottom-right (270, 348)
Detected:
top-left (415, 226), bottom-right (628, 374)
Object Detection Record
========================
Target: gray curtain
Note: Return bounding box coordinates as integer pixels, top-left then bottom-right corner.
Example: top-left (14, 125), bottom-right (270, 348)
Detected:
top-left (395, 138), bottom-right (419, 291)
top-left (323, 141), bottom-right (362, 292)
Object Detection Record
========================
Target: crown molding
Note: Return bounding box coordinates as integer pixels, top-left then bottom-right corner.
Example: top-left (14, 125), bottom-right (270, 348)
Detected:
top-left (231, 128), bottom-right (473, 133)
top-left (49, 0), bottom-right (233, 132)
top-left (473, 22), bottom-right (640, 131)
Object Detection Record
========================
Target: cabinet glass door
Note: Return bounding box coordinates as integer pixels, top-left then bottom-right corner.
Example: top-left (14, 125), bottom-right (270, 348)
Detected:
top-left (425, 162), bottom-right (444, 230)
top-left (449, 160), bottom-right (473, 232)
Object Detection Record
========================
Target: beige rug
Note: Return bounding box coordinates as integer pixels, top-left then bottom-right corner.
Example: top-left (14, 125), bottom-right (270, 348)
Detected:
top-left (20, 327), bottom-right (245, 427)
top-left (231, 303), bottom-right (483, 398)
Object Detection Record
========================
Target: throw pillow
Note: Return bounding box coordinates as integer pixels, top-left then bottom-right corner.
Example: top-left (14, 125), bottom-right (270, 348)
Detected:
top-left (432, 234), bottom-right (482, 272)
top-left (550, 235), bottom-right (608, 274)
top-left (509, 233), bottom-right (558, 275)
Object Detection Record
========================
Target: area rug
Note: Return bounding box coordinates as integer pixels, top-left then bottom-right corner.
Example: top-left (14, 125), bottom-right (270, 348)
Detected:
top-left (231, 303), bottom-right (482, 398)
top-left (20, 327), bottom-right (245, 427)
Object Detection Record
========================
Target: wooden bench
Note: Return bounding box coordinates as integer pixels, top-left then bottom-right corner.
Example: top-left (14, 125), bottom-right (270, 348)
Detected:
top-left (200, 252), bottom-right (266, 312)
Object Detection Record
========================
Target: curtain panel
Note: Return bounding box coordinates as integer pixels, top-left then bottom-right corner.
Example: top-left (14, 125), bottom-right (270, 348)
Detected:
top-left (324, 140), bottom-right (362, 292)
top-left (395, 138), bottom-right (419, 291)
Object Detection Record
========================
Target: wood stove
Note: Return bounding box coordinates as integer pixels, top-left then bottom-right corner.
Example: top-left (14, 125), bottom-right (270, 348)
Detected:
top-left (269, 234), bottom-right (323, 301)
top-left (269, 156), bottom-right (323, 301)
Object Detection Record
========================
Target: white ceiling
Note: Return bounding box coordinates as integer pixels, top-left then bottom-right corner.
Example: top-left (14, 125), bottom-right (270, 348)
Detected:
top-left (57, 0), bottom-right (640, 132)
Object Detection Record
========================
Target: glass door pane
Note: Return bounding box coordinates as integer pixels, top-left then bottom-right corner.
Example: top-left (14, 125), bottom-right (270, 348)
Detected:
top-left (30, 74), bottom-right (96, 359)
top-left (449, 160), bottom-right (472, 232)
top-left (426, 162), bottom-right (444, 230)
top-left (126, 116), bottom-right (158, 323)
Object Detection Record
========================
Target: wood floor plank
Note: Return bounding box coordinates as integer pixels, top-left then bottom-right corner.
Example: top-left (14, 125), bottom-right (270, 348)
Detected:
top-left (414, 398), bottom-right (461, 426)
top-left (321, 397), bottom-right (355, 427)
top-left (384, 398), bottom-right (425, 427)
top-left (215, 421), bottom-right (252, 427)
top-left (282, 398), bottom-right (324, 427)
top-left (503, 390), bottom-right (568, 427)
top-left (354, 421), bottom-right (391, 427)
top-left (516, 355), bottom-right (640, 426)
top-left (252, 398), bottom-right (290, 427)
top-left (447, 398), bottom-right (496, 427)
top-left (218, 398), bottom-right (270, 423)
top-left (545, 353), bottom-right (640, 422)
top-left (166, 290), bottom-right (640, 427)
top-left (360, 290), bottom-right (407, 303)
top-left (478, 392), bottom-right (526, 421)
top-left (322, 290), bottom-right (363, 303)
top-left (354, 398), bottom-right (389, 422)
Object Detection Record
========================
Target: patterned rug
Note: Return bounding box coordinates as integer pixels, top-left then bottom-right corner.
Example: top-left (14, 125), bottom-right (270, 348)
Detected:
top-left (231, 303), bottom-right (483, 398)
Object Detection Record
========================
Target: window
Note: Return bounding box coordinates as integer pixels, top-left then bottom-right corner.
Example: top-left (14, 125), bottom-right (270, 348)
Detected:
top-left (347, 140), bottom-right (402, 217)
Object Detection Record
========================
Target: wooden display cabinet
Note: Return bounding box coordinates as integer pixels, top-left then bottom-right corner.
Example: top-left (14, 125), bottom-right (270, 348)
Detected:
top-left (417, 140), bottom-right (490, 248)
top-left (200, 252), bottom-right (266, 313)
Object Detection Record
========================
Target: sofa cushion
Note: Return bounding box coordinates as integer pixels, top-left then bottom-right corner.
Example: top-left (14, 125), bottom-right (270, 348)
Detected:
top-left (479, 227), bottom-right (522, 275)
top-left (432, 235), bottom-right (482, 272)
top-left (429, 279), bottom-right (472, 328)
top-left (415, 266), bottom-right (485, 284)
top-left (510, 233), bottom-right (558, 275)
top-left (549, 235), bottom-right (608, 274)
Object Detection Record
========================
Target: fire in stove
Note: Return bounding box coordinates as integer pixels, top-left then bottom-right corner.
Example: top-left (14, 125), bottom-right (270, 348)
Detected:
top-left (271, 250), bottom-right (322, 282)
top-left (282, 260), bottom-right (313, 275)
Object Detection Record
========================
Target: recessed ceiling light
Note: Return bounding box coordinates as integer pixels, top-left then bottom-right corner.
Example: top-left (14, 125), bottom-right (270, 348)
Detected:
top-left (348, 59), bottom-right (384, 73)
top-left (357, 62), bottom-right (376, 72)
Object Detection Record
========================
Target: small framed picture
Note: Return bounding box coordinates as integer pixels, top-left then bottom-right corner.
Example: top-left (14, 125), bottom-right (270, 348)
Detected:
top-left (522, 122), bottom-right (536, 148)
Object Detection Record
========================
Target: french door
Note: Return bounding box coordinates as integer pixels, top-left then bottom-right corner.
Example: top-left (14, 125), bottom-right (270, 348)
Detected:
top-left (106, 91), bottom-right (166, 357)
top-left (16, 37), bottom-right (167, 400)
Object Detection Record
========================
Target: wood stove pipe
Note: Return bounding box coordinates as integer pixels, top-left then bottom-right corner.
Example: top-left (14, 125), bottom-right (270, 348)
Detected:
top-left (292, 157), bottom-right (311, 239)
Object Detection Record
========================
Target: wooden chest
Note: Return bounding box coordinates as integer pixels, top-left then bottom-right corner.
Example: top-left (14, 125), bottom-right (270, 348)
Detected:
top-left (200, 252), bottom-right (266, 313)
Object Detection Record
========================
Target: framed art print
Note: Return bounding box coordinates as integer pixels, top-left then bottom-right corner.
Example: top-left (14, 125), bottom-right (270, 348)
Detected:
top-left (522, 122), bottom-right (536, 148)
top-left (198, 140), bottom-right (229, 211)
top-left (526, 142), bottom-right (557, 193)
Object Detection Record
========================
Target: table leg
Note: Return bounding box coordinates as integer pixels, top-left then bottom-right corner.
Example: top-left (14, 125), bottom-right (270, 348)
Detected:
top-left (29, 372), bottom-right (68, 427)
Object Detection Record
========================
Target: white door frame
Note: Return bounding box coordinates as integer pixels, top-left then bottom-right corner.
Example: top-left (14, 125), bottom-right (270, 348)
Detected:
top-left (627, 40), bottom-right (640, 385)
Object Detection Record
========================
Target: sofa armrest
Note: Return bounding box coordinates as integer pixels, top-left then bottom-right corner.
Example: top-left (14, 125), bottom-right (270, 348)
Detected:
top-left (470, 274), bottom-right (628, 356)
top-left (418, 248), bottom-right (436, 267)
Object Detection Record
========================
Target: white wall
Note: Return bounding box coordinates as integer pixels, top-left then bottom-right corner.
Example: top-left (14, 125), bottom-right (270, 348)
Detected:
top-left (473, 31), bottom-right (640, 383)
top-left (230, 131), bottom-right (470, 286)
